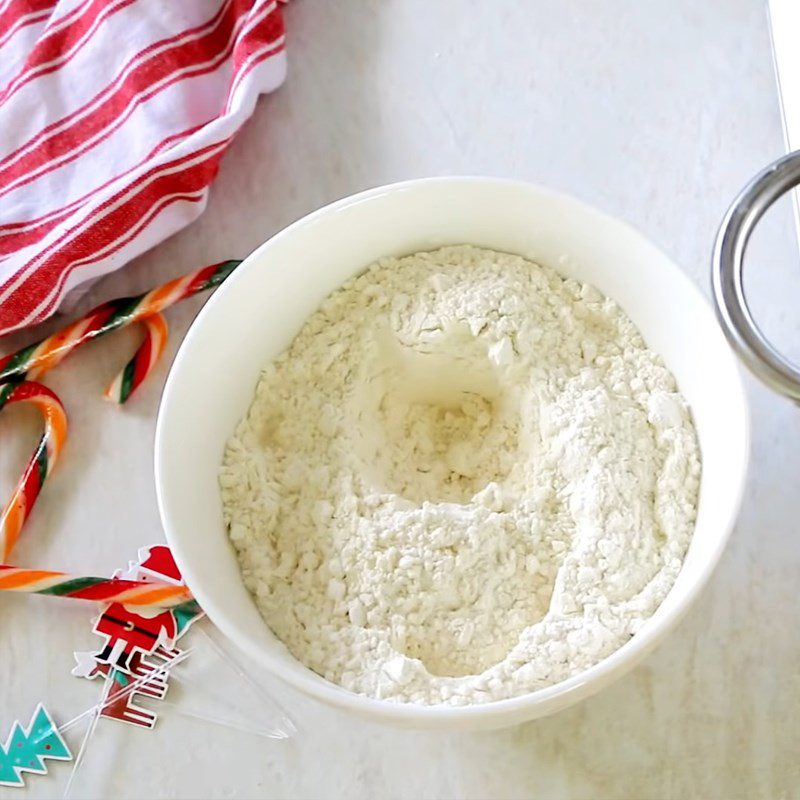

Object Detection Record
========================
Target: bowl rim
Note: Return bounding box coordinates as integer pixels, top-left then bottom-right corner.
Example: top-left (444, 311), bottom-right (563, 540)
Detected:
top-left (155, 175), bottom-right (750, 723)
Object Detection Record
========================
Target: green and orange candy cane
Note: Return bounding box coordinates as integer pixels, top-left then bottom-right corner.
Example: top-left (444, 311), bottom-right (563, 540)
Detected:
top-left (0, 259), bottom-right (241, 605)
top-left (0, 259), bottom-right (240, 404)
top-left (0, 381), bottom-right (68, 561)
top-left (0, 565), bottom-right (201, 616)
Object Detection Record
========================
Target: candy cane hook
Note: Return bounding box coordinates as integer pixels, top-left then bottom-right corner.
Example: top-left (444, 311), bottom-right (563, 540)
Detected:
top-left (0, 259), bottom-right (240, 403)
top-left (0, 382), bottom-right (67, 560)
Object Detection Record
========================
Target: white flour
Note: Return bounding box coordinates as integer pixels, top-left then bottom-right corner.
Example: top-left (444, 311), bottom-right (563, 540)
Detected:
top-left (220, 245), bottom-right (700, 705)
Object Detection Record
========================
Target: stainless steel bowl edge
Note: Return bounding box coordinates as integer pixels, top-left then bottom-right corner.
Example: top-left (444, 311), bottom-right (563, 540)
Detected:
top-left (712, 150), bottom-right (800, 401)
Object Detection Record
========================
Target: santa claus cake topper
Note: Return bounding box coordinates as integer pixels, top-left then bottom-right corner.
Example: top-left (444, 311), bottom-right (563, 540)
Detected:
top-left (72, 544), bottom-right (204, 729)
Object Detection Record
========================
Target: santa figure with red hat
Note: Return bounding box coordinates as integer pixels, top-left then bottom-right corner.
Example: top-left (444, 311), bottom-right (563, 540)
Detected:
top-left (77, 545), bottom-right (199, 674)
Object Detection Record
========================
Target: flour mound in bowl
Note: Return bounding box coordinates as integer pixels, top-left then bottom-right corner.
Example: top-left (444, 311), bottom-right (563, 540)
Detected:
top-left (219, 245), bottom-right (701, 705)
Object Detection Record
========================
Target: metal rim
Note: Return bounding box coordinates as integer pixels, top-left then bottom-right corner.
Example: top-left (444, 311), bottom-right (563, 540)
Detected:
top-left (712, 150), bottom-right (800, 400)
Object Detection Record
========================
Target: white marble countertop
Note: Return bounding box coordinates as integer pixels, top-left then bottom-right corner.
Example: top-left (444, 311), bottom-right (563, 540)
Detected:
top-left (2, 1), bottom-right (799, 798)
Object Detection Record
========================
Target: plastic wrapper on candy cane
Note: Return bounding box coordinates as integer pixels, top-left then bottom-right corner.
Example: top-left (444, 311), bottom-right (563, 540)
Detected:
top-left (0, 382), bottom-right (67, 560)
top-left (0, 259), bottom-right (240, 404)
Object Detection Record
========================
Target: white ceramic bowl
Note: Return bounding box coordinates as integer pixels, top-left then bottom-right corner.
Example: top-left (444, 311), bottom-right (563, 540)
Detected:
top-left (155, 178), bottom-right (749, 730)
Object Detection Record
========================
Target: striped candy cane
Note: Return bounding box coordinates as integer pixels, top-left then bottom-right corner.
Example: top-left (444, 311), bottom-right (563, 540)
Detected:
top-left (103, 313), bottom-right (169, 404)
top-left (0, 260), bottom-right (238, 596)
top-left (0, 382), bottom-right (68, 561)
top-left (0, 259), bottom-right (240, 404)
top-left (0, 565), bottom-right (200, 615)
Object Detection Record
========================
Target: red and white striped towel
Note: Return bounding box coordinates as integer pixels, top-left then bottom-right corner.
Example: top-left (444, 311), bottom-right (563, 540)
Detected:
top-left (0, 0), bottom-right (287, 336)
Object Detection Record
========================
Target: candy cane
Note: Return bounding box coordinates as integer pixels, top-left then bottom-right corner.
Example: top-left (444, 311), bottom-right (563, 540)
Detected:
top-left (0, 259), bottom-right (240, 402)
top-left (0, 260), bottom-right (240, 595)
top-left (0, 382), bottom-right (67, 560)
top-left (103, 313), bottom-right (169, 404)
top-left (16, 312), bottom-right (170, 406)
top-left (0, 565), bottom-right (199, 614)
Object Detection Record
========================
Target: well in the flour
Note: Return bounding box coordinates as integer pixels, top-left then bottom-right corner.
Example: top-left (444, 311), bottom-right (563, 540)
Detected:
top-left (351, 323), bottom-right (520, 506)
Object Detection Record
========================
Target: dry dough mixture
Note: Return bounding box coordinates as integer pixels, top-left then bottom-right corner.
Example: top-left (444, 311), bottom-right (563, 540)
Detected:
top-left (220, 245), bottom-right (701, 705)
